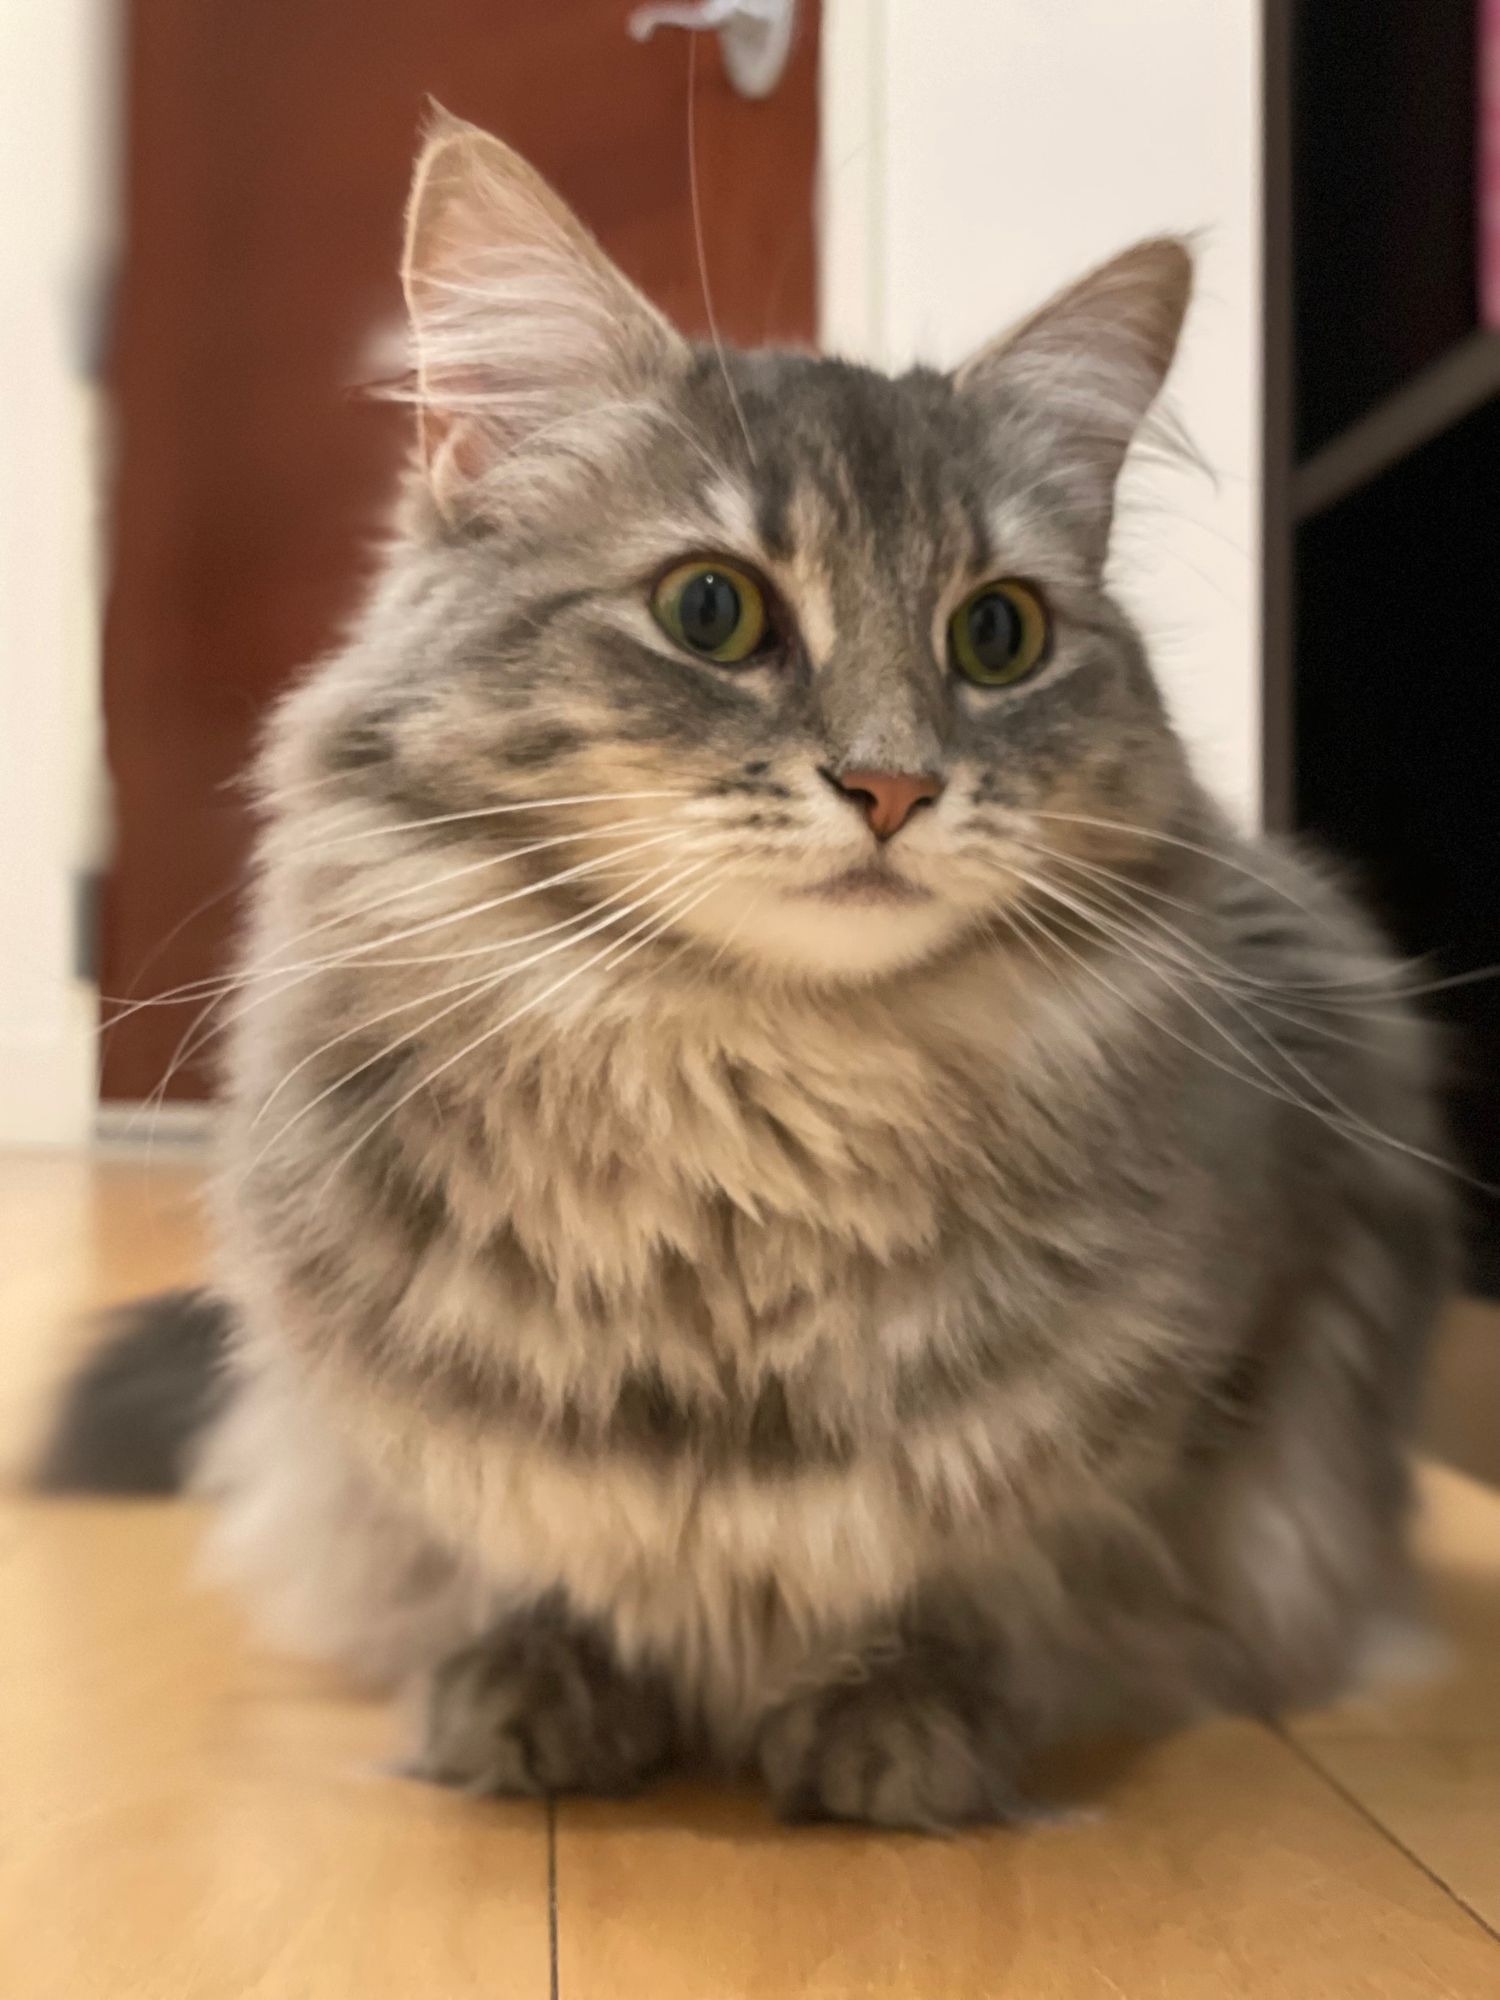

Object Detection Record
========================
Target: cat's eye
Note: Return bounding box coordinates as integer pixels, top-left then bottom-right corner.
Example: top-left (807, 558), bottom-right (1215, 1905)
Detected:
top-left (651, 560), bottom-right (771, 665)
top-left (948, 580), bottom-right (1050, 687)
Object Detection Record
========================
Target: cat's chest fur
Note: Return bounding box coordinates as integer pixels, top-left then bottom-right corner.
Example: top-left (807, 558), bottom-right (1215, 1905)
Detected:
top-left (410, 956), bottom-right (1032, 1385)
top-left (233, 935), bottom-right (1175, 1720)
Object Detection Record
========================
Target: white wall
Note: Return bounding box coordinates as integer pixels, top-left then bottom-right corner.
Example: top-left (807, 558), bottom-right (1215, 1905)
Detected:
top-left (0, 0), bottom-right (111, 1144)
top-left (822, 0), bottom-right (1263, 823)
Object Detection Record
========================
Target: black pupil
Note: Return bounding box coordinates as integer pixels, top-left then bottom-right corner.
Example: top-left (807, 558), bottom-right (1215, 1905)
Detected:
top-left (678, 571), bottom-right (743, 652)
top-left (967, 591), bottom-right (1021, 670)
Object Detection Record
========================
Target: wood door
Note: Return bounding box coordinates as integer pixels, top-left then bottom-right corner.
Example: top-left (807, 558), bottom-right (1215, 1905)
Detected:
top-left (100, 0), bottom-right (820, 1102)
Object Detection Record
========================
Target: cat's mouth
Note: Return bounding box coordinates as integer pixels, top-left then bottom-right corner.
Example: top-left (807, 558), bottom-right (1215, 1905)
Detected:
top-left (798, 863), bottom-right (933, 906)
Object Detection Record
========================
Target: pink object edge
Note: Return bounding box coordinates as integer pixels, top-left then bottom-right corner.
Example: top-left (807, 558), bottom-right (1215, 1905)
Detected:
top-left (1483, 0), bottom-right (1500, 327)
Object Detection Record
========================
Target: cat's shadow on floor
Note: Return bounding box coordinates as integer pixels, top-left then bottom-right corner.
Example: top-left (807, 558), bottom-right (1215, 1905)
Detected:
top-left (553, 1734), bottom-right (1159, 1847)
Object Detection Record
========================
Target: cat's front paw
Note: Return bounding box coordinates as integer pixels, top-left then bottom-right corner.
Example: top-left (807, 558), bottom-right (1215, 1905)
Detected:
top-left (409, 1604), bottom-right (675, 1799)
top-left (757, 1666), bottom-right (1024, 1832)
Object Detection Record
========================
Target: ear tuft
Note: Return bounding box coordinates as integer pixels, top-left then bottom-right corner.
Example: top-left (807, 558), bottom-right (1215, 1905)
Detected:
top-left (955, 236), bottom-right (1196, 553)
top-left (400, 111), bottom-right (686, 516)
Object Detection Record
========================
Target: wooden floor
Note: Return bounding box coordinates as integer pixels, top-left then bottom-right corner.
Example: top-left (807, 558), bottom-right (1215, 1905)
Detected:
top-left (1, 1151), bottom-right (1497, 1998)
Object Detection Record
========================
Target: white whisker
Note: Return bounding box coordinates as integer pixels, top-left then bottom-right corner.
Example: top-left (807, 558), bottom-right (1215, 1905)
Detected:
top-left (1019, 871), bottom-right (1380, 1100)
top-left (247, 813), bottom-right (686, 971)
top-left (1016, 847), bottom-right (1389, 1042)
top-left (1030, 810), bottom-right (1326, 918)
top-left (312, 865), bottom-right (727, 1197)
top-left (132, 849), bottom-right (694, 1142)
top-left (1029, 836), bottom-right (1500, 1011)
top-left (1003, 894), bottom-right (1367, 1131)
top-left (248, 857), bottom-right (695, 1132)
top-left (246, 857), bottom-right (718, 1187)
top-left (101, 825), bottom-right (693, 1024)
top-left (283, 789), bottom-right (688, 853)
top-left (685, 34), bottom-right (756, 467)
top-left (1010, 878), bottom-right (1494, 1197)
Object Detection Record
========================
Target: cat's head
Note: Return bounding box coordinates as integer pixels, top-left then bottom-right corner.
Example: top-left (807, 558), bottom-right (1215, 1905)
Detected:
top-left (315, 114), bottom-right (1200, 984)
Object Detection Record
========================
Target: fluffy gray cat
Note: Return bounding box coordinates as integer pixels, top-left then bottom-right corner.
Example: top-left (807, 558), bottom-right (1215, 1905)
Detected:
top-left (47, 115), bottom-right (1452, 1830)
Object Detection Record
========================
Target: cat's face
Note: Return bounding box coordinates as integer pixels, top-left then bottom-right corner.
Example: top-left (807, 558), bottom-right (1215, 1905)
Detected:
top-left (322, 118), bottom-right (1197, 984)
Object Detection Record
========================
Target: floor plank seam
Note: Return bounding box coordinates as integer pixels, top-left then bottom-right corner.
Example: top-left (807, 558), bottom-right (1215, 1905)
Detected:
top-left (546, 1796), bottom-right (560, 2000)
top-left (1273, 1724), bottom-right (1500, 1946)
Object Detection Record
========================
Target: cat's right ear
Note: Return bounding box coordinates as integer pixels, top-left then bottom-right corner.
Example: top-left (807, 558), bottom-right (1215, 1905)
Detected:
top-left (401, 109), bottom-right (687, 516)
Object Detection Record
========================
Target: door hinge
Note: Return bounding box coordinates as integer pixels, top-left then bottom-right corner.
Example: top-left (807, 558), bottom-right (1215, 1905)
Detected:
top-left (73, 869), bottom-right (102, 983)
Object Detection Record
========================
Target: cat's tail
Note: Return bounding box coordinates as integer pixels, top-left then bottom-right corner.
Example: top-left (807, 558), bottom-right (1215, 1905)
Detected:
top-left (34, 1289), bottom-right (232, 1495)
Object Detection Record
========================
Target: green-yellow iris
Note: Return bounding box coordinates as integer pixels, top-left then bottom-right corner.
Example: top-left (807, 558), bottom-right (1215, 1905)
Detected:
top-left (949, 579), bottom-right (1050, 687)
top-left (651, 561), bottom-right (769, 665)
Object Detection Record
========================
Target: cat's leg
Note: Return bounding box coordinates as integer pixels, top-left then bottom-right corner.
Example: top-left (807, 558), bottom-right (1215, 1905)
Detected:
top-left (202, 1350), bottom-right (677, 1795)
top-left (755, 1592), bottom-right (1030, 1831)
top-left (408, 1598), bottom-right (677, 1798)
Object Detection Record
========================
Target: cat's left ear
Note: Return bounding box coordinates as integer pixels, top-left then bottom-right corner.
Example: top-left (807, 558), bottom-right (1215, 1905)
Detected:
top-left (401, 108), bottom-right (688, 516)
top-left (954, 237), bottom-right (1193, 559)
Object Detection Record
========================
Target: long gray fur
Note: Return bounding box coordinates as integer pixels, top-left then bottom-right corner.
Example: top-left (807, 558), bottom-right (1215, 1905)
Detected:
top-left (43, 118), bottom-right (1453, 1829)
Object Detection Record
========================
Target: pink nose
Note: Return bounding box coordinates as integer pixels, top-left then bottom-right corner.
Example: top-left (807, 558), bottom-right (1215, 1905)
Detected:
top-left (826, 768), bottom-right (946, 840)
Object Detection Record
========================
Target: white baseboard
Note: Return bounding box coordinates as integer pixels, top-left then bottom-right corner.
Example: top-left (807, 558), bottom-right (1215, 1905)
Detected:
top-left (94, 1100), bottom-right (216, 1152)
top-left (0, 995), bottom-right (96, 1148)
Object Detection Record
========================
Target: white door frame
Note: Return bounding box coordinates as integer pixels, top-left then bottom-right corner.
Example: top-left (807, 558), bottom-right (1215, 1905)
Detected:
top-left (0, 0), bottom-right (114, 1145)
